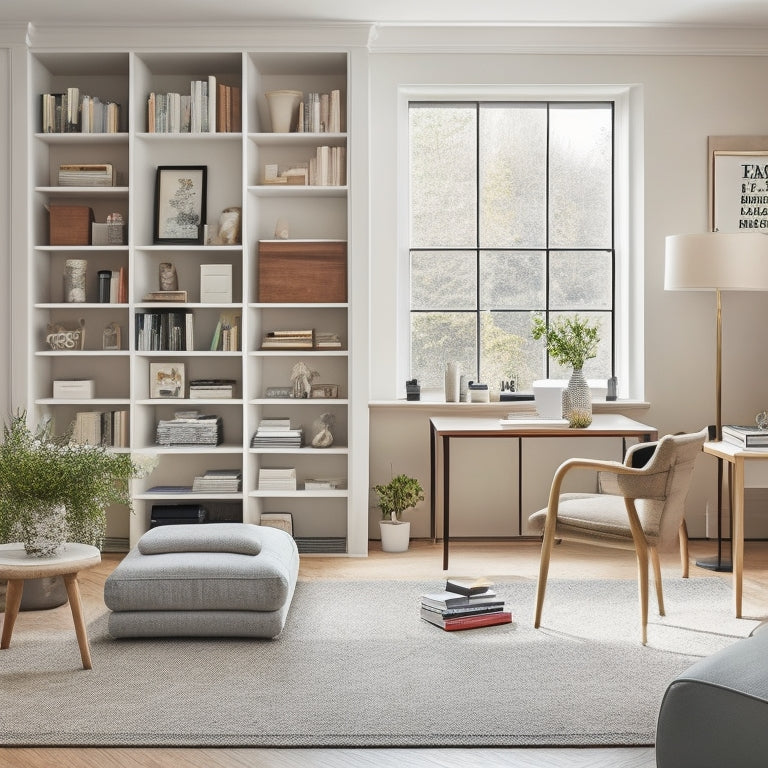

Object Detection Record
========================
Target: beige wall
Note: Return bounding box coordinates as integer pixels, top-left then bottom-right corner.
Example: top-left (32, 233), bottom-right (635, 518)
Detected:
top-left (368, 43), bottom-right (768, 540)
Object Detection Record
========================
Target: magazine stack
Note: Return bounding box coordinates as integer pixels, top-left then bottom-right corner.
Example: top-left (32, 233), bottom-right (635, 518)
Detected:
top-left (420, 577), bottom-right (512, 631)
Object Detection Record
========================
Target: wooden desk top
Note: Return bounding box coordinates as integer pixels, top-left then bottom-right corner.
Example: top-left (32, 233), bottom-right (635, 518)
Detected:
top-left (0, 543), bottom-right (101, 579)
top-left (430, 413), bottom-right (658, 439)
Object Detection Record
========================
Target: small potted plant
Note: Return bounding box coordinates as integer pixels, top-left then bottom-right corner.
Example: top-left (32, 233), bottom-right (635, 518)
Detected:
top-left (531, 314), bottom-right (601, 427)
top-left (372, 473), bottom-right (425, 553)
top-left (0, 412), bottom-right (155, 557)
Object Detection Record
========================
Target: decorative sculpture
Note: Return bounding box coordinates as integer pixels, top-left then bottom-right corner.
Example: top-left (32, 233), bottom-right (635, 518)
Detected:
top-left (311, 413), bottom-right (335, 448)
top-left (290, 361), bottom-right (319, 399)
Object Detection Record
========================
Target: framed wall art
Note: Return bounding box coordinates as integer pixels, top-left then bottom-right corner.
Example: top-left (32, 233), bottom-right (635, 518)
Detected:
top-left (709, 136), bottom-right (768, 233)
top-left (153, 165), bottom-right (207, 244)
top-left (150, 362), bottom-right (186, 398)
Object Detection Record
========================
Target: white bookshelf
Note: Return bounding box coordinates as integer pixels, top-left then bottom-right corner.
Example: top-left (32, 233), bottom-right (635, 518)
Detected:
top-left (26, 44), bottom-right (366, 556)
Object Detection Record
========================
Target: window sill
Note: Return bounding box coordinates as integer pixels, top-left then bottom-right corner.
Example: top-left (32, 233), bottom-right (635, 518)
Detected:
top-left (368, 399), bottom-right (651, 413)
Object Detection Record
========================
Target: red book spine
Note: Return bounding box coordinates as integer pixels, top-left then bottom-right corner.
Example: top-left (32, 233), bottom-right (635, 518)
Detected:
top-left (442, 611), bottom-right (512, 631)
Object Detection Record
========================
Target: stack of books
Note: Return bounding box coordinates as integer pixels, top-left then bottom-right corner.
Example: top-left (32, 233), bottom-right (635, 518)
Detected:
top-left (189, 379), bottom-right (236, 399)
top-left (155, 414), bottom-right (223, 446)
top-left (258, 467), bottom-right (297, 491)
top-left (261, 329), bottom-right (314, 349)
top-left (420, 578), bottom-right (512, 631)
top-left (58, 163), bottom-right (115, 187)
top-left (722, 425), bottom-right (768, 450)
top-left (315, 332), bottom-right (342, 349)
top-left (192, 469), bottom-right (242, 493)
top-left (251, 418), bottom-right (304, 448)
top-left (304, 477), bottom-right (346, 490)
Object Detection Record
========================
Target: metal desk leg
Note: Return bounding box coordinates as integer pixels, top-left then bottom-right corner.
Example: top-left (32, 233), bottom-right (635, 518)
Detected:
top-left (443, 435), bottom-right (450, 570)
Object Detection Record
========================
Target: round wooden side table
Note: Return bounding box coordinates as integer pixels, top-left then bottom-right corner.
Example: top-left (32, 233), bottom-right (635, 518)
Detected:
top-left (0, 542), bottom-right (101, 670)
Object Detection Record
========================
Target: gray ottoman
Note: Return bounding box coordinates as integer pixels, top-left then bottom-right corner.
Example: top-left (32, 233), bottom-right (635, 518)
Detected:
top-left (104, 523), bottom-right (299, 639)
top-left (656, 624), bottom-right (768, 767)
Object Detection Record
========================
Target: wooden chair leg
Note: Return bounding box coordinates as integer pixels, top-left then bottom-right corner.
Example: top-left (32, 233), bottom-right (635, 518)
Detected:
top-left (650, 546), bottom-right (665, 616)
top-left (534, 513), bottom-right (558, 629)
top-left (679, 520), bottom-right (689, 579)
top-left (625, 499), bottom-right (649, 645)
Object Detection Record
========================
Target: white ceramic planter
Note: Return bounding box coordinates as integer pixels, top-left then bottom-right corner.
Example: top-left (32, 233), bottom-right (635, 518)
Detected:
top-left (265, 89), bottom-right (303, 133)
top-left (379, 520), bottom-right (411, 553)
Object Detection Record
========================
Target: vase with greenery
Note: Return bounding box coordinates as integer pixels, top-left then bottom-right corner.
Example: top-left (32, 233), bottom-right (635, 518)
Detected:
top-left (0, 412), bottom-right (156, 557)
top-left (372, 473), bottom-right (425, 553)
top-left (531, 314), bottom-right (600, 428)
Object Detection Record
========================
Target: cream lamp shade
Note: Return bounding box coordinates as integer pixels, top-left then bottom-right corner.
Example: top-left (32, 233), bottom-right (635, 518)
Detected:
top-left (664, 232), bottom-right (768, 292)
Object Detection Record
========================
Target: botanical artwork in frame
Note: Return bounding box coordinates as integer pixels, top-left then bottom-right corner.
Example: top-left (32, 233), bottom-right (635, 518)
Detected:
top-left (153, 165), bottom-right (207, 244)
top-left (310, 383), bottom-right (339, 399)
top-left (709, 136), bottom-right (768, 233)
top-left (150, 362), bottom-right (186, 399)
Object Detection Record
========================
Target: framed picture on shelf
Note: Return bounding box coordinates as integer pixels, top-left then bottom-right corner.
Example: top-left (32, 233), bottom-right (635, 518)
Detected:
top-left (102, 322), bottom-right (121, 350)
top-left (310, 383), bottom-right (339, 399)
top-left (259, 513), bottom-right (294, 536)
top-left (153, 165), bottom-right (207, 244)
top-left (150, 362), bottom-right (186, 399)
top-left (709, 136), bottom-right (768, 232)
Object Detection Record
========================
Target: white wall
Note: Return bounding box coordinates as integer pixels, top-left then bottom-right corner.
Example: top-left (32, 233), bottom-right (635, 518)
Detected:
top-left (368, 31), bottom-right (768, 539)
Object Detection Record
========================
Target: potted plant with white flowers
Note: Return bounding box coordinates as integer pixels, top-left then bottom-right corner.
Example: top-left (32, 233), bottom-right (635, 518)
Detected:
top-left (0, 412), bottom-right (155, 557)
top-left (373, 473), bottom-right (425, 553)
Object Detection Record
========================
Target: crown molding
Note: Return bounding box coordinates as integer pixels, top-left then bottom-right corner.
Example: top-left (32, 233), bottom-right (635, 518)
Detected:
top-left (0, 23), bottom-right (30, 46)
top-left (368, 23), bottom-right (768, 55)
top-left (26, 22), bottom-right (373, 50)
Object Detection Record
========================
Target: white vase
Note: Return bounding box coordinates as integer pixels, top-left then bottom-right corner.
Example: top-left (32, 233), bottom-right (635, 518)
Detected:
top-left (445, 362), bottom-right (460, 403)
top-left (22, 502), bottom-right (67, 557)
top-left (265, 89), bottom-right (303, 133)
top-left (379, 520), bottom-right (411, 553)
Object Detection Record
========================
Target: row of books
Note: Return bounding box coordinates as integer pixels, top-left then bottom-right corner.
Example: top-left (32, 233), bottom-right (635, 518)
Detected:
top-left (297, 90), bottom-right (343, 133)
top-left (97, 268), bottom-right (128, 304)
top-left (147, 77), bottom-right (241, 133)
top-left (722, 424), bottom-right (768, 450)
top-left (251, 418), bottom-right (304, 448)
top-left (72, 409), bottom-right (129, 448)
top-left (309, 145), bottom-right (346, 187)
top-left (261, 330), bottom-right (342, 350)
top-left (135, 310), bottom-right (194, 351)
top-left (41, 89), bottom-right (122, 133)
top-left (58, 163), bottom-right (115, 187)
top-left (191, 469), bottom-right (242, 493)
top-left (210, 313), bottom-right (241, 352)
top-left (420, 577), bottom-right (512, 631)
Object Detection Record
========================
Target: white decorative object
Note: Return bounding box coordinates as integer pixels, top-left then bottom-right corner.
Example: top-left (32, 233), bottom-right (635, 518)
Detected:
top-left (379, 520), bottom-right (411, 553)
top-left (311, 413), bottom-right (335, 448)
top-left (53, 379), bottom-right (95, 399)
top-left (274, 218), bottom-right (290, 239)
top-left (445, 362), bottom-right (460, 403)
top-left (217, 206), bottom-right (241, 244)
top-left (200, 264), bottom-right (232, 303)
top-left (265, 89), bottom-right (303, 133)
top-left (63, 259), bottom-right (87, 303)
top-left (533, 380), bottom-right (566, 419)
top-left (290, 361), bottom-right (319, 399)
top-left (159, 262), bottom-right (178, 291)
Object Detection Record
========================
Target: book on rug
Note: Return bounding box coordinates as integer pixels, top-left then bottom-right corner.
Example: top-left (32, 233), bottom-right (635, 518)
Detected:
top-left (445, 576), bottom-right (493, 596)
top-left (421, 589), bottom-right (501, 610)
top-left (420, 606), bottom-right (513, 631)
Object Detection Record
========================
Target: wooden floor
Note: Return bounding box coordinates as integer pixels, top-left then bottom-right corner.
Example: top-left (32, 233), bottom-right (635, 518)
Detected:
top-left (2, 537), bottom-right (767, 768)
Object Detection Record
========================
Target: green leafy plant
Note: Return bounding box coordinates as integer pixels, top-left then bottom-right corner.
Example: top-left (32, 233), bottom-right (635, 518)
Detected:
top-left (531, 314), bottom-right (600, 371)
top-left (0, 412), bottom-right (156, 548)
top-left (372, 473), bottom-right (425, 524)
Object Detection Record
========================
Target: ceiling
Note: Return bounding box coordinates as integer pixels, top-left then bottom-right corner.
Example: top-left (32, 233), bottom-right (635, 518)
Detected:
top-left (3, 0), bottom-right (768, 28)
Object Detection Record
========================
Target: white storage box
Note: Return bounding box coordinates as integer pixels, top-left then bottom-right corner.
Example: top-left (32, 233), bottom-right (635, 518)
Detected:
top-left (533, 380), bottom-right (565, 419)
top-left (53, 379), bottom-right (95, 399)
top-left (200, 264), bottom-right (232, 303)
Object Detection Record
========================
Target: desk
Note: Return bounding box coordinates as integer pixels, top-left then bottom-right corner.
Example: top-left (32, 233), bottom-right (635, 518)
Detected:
top-left (702, 440), bottom-right (768, 618)
top-left (0, 542), bottom-right (101, 669)
top-left (429, 414), bottom-right (658, 569)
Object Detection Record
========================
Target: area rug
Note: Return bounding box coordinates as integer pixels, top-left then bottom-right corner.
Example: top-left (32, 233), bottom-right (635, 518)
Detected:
top-left (0, 577), bottom-right (761, 748)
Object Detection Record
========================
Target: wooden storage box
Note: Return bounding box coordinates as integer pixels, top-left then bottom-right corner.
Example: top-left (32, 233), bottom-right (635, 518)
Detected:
top-left (258, 240), bottom-right (347, 303)
top-left (49, 205), bottom-right (94, 246)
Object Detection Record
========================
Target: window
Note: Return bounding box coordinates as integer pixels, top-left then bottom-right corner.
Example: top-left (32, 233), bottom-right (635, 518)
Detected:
top-left (408, 101), bottom-right (615, 392)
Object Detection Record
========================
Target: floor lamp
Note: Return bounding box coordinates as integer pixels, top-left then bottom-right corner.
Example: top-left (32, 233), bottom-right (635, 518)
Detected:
top-left (665, 232), bottom-right (768, 571)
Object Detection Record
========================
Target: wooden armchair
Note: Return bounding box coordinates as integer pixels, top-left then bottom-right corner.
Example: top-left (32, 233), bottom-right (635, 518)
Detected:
top-left (528, 428), bottom-right (708, 644)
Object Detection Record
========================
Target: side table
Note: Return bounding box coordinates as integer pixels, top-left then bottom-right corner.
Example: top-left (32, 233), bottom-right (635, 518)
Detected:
top-left (0, 542), bottom-right (101, 669)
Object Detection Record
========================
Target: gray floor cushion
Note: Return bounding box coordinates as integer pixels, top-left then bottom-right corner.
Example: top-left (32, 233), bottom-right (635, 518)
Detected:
top-left (104, 523), bottom-right (299, 639)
